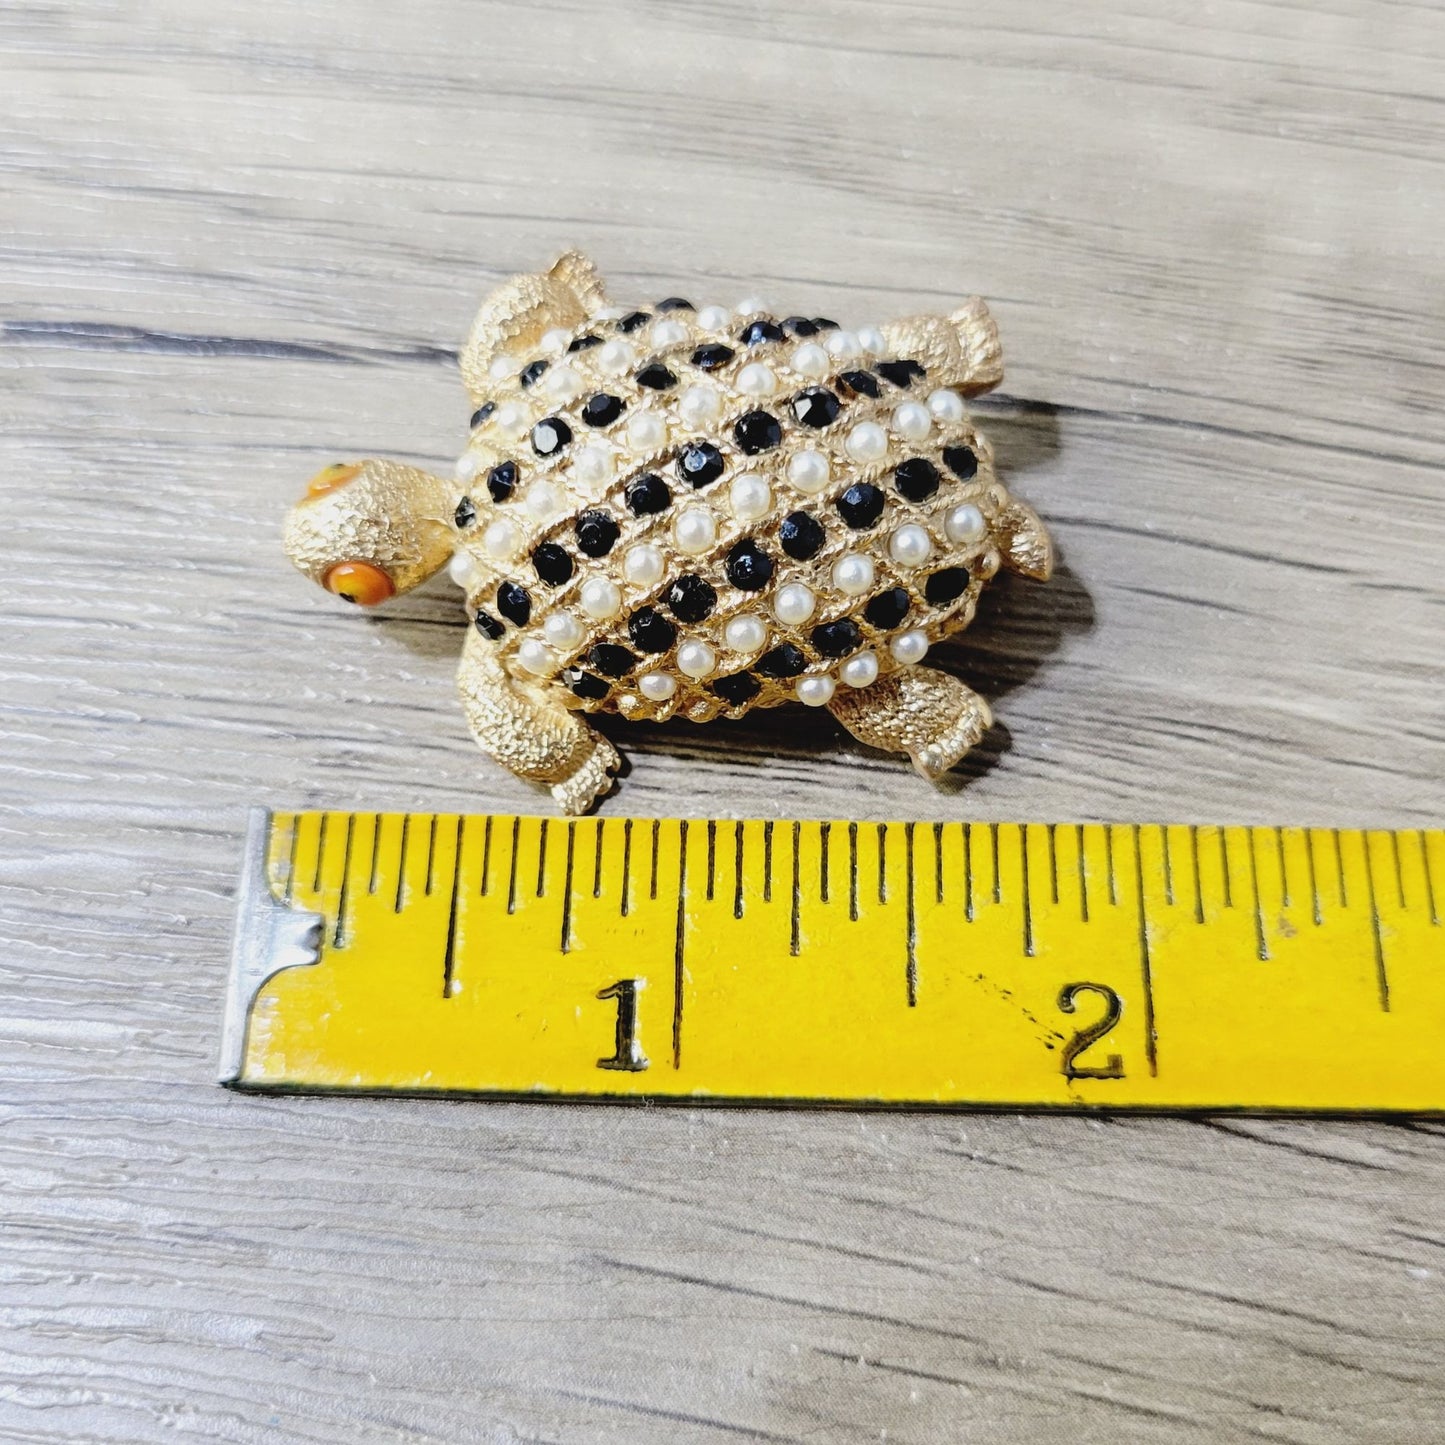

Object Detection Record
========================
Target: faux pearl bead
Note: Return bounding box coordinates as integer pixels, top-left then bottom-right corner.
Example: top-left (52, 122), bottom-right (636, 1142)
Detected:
top-left (678, 384), bottom-right (722, 426)
top-left (597, 338), bottom-right (636, 375)
top-left (890, 628), bottom-right (929, 664)
top-left (787, 450), bottom-right (831, 494)
top-left (857, 326), bottom-right (886, 356)
top-left (791, 342), bottom-right (830, 377)
top-left (516, 639), bottom-right (554, 675)
top-left (891, 401), bottom-right (932, 442)
top-left (593, 305), bottom-right (628, 322)
top-left (945, 503), bottom-right (988, 545)
top-left (735, 297), bottom-right (768, 316)
top-left (796, 675), bottom-right (836, 707)
top-left (625, 411), bottom-right (668, 452)
top-left (840, 651), bottom-right (880, 688)
top-left (774, 582), bottom-right (816, 625)
top-left (889, 523), bottom-right (934, 567)
top-left (845, 421), bottom-right (889, 462)
top-left (494, 401), bottom-right (531, 438)
top-left (448, 551), bottom-right (484, 589)
top-left (676, 640), bottom-right (717, 678)
top-left (488, 353), bottom-right (519, 381)
top-left (482, 518), bottom-right (521, 559)
top-left (579, 577), bottom-right (623, 619)
top-left (651, 318), bottom-right (689, 348)
top-left (928, 387), bottom-right (967, 423)
top-left (543, 612), bottom-right (585, 649)
top-left (623, 543), bottom-right (665, 586)
top-left (725, 614), bottom-right (768, 652)
top-left (455, 452), bottom-right (480, 482)
top-left (543, 366), bottom-right (584, 402)
top-left (525, 482), bottom-right (564, 521)
top-left (736, 362), bottom-right (777, 396)
top-left (729, 472), bottom-right (772, 521)
top-left (639, 672), bottom-right (677, 701)
top-left (832, 553), bottom-right (875, 596)
top-left (825, 330), bottom-right (863, 359)
top-left (570, 444), bottom-right (613, 485)
top-left (696, 305), bottom-right (731, 331)
top-left (673, 506), bottom-right (718, 554)
top-left (540, 328), bottom-right (572, 355)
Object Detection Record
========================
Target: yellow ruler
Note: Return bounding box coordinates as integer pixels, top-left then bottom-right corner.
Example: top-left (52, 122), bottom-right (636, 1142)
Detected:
top-left (219, 809), bottom-right (1444, 1111)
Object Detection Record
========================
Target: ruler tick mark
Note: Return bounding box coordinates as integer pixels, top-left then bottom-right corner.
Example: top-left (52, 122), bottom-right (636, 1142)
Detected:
top-left (1219, 827), bottom-right (1232, 909)
top-left (441, 817), bottom-right (465, 995)
top-left (1077, 823), bottom-right (1090, 924)
top-left (394, 814), bottom-right (410, 914)
top-left (933, 822), bottom-right (944, 905)
top-left (593, 817), bottom-right (605, 898)
top-left (1105, 824), bottom-right (1117, 907)
top-left (1188, 824), bottom-right (1203, 924)
top-left (1248, 826), bottom-right (1268, 961)
top-left (790, 821), bottom-right (802, 957)
top-left (1276, 826), bottom-right (1290, 908)
top-left (650, 819), bottom-right (661, 901)
top-left (333, 813), bottom-right (356, 948)
top-left (1332, 827), bottom-right (1347, 908)
top-left (1020, 824), bottom-right (1035, 957)
top-left (1362, 834), bottom-right (1390, 1011)
top-left (877, 823), bottom-right (888, 905)
top-left (733, 821), bottom-right (745, 920)
top-left (1420, 831), bottom-right (1439, 926)
top-left (368, 813), bottom-right (382, 896)
top-left (1390, 830), bottom-right (1406, 908)
top-left (963, 822), bottom-right (974, 921)
top-left (506, 816), bottom-right (520, 915)
top-left (905, 822), bottom-right (918, 1005)
top-left (1133, 824), bottom-right (1159, 1077)
top-left (283, 815), bottom-right (300, 905)
top-left (819, 821), bottom-right (831, 904)
top-left (672, 821), bottom-right (689, 1068)
top-left (1047, 822), bottom-right (1059, 905)
top-left (560, 820), bottom-right (576, 954)
top-left (480, 815), bottom-right (493, 897)
top-left (1306, 828), bottom-right (1322, 926)
top-left (763, 821), bottom-right (774, 903)
top-left (1161, 826), bottom-right (1174, 906)
top-left (848, 822), bottom-right (859, 922)
top-left (990, 823), bottom-right (1001, 905)
top-left (536, 818), bottom-right (549, 897)
top-left (424, 814), bottom-right (438, 896)
top-left (620, 818), bottom-right (633, 917)
top-left (706, 820), bottom-right (716, 902)
top-left (313, 813), bottom-right (329, 895)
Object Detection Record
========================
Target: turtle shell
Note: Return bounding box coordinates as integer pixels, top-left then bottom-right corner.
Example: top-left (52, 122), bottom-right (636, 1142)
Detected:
top-left (453, 302), bottom-right (1005, 723)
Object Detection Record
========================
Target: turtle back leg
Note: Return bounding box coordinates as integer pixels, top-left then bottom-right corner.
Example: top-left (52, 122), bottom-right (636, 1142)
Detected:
top-left (457, 627), bottom-right (621, 814)
top-left (826, 666), bottom-right (993, 782)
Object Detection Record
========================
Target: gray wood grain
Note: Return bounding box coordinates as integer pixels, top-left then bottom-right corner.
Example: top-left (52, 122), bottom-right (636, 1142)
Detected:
top-left (2, 1), bottom-right (1442, 1439)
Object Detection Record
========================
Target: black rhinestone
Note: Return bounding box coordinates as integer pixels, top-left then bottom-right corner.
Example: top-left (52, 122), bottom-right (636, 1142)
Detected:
top-left (656, 296), bottom-right (694, 311)
top-left (864, 588), bottom-right (911, 630)
top-left (575, 510), bottom-right (620, 558)
top-left (665, 574), bottom-right (716, 623)
top-left (734, 409), bottom-right (782, 455)
top-left (894, 457), bottom-right (941, 502)
top-left (782, 316), bottom-right (819, 337)
top-left (925, 567), bottom-right (971, 606)
top-left (812, 618), bottom-right (862, 658)
top-left (725, 540), bottom-right (774, 592)
top-left (625, 473), bottom-right (671, 516)
top-left (712, 672), bottom-right (761, 706)
top-left (473, 610), bottom-right (505, 641)
top-left (792, 387), bottom-right (842, 428)
top-left (487, 460), bottom-right (518, 502)
top-left (568, 333), bottom-right (603, 352)
top-left (677, 442), bottom-right (725, 489)
top-left (454, 497), bottom-right (477, 529)
top-left (469, 401), bottom-right (496, 430)
top-left (519, 358), bottom-right (549, 387)
top-left (532, 417), bottom-right (572, 456)
top-left (837, 369), bottom-right (880, 399)
top-left (836, 483), bottom-right (886, 529)
top-left (739, 319), bottom-right (785, 346)
top-left (564, 668), bottom-right (610, 702)
top-left (628, 607), bottom-right (677, 654)
top-left (811, 316), bottom-right (839, 331)
top-left (496, 581), bottom-right (531, 627)
top-left (588, 643), bottom-right (638, 678)
top-left (755, 643), bottom-right (807, 679)
top-left (691, 343), bottom-right (735, 371)
top-left (581, 393), bottom-right (626, 428)
top-left (617, 310), bottom-right (651, 333)
top-left (636, 362), bottom-right (677, 390)
top-left (779, 511), bottom-right (825, 561)
top-left (532, 543), bottom-right (574, 587)
top-left (877, 358), bottom-right (927, 389)
top-left (943, 445), bottom-right (979, 480)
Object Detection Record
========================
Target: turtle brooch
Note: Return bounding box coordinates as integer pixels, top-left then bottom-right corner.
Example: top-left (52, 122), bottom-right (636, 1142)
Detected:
top-left (284, 251), bottom-right (1054, 813)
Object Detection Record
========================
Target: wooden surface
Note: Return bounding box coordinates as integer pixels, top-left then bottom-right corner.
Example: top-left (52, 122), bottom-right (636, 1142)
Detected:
top-left (3, 1), bottom-right (1443, 1439)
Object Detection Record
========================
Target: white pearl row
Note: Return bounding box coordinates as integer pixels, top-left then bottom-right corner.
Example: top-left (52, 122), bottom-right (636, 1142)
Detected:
top-left (494, 401), bottom-right (531, 438)
top-left (944, 503), bottom-right (987, 545)
top-left (891, 401), bottom-right (932, 442)
top-left (650, 318), bottom-right (689, 348)
top-left (724, 614), bottom-right (768, 652)
top-left (676, 640), bottom-right (717, 678)
top-left (455, 452), bottom-right (480, 482)
top-left (857, 326), bottom-right (886, 356)
top-left (737, 362), bottom-right (776, 396)
top-left (579, 577), bottom-right (622, 619)
top-left (639, 672), bottom-right (677, 701)
top-left (791, 342), bottom-right (830, 377)
top-left (540, 328), bottom-right (572, 355)
top-left (845, 421), bottom-right (889, 462)
top-left (524, 482), bottom-right (564, 521)
top-left (543, 612), bottom-right (585, 650)
top-left (597, 338), bottom-right (636, 375)
top-left (625, 411), bottom-right (668, 452)
top-left (825, 330), bottom-right (863, 360)
top-left (696, 304), bottom-right (730, 331)
top-left (729, 473), bottom-right (772, 521)
top-left (796, 675), bottom-right (836, 707)
top-left (543, 366), bottom-right (583, 402)
top-left (570, 444), bottom-right (613, 486)
top-left (840, 651), bottom-right (880, 688)
top-left (735, 297), bottom-right (768, 316)
top-left (679, 384), bottom-right (722, 426)
top-left (889, 523), bottom-right (934, 567)
top-left (832, 553), bottom-right (875, 595)
top-left (488, 353), bottom-right (518, 381)
top-left (927, 388), bottom-right (967, 423)
top-left (516, 638), bottom-right (554, 675)
top-left (673, 506), bottom-right (717, 554)
top-left (623, 543), bottom-right (664, 586)
top-left (482, 518), bottom-right (520, 560)
top-left (890, 629), bottom-right (929, 664)
top-left (774, 582), bottom-right (816, 625)
top-left (448, 551), bottom-right (484, 590)
top-left (787, 450), bottom-right (830, 494)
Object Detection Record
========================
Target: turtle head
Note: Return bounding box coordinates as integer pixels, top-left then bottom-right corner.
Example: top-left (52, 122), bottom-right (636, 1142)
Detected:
top-left (284, 459), bottom-right (455, 606)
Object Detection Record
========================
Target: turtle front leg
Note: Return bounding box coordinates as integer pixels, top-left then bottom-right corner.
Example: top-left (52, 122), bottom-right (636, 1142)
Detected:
top-left (826, 666), bottom-right (993, 782)
top-left (457, 629), bottom-right (621, 814)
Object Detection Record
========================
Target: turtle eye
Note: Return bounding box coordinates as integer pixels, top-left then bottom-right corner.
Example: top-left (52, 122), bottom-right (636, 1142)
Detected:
top-left (323, 560), bottom-right (394, 606)
top-left (305, 462), bottom-right (362, 499)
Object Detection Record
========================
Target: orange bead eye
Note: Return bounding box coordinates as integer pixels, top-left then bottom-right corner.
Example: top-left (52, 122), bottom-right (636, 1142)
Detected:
top-left (323, 561), bottom-right (395, 606)
top-left (305, 462), bottom-right (362, 499)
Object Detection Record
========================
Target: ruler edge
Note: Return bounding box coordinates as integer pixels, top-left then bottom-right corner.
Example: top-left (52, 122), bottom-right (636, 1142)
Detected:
top-left (221, 808), bottom-right (1445, 1113)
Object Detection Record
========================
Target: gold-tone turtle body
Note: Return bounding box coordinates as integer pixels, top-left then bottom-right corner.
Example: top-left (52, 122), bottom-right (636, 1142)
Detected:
top-left (284, 252), bottom-right (1053, 813)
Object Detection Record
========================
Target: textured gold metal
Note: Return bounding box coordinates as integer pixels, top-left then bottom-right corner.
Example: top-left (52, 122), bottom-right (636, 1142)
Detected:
top-left (282, 253), bottom-right (1055, 813)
